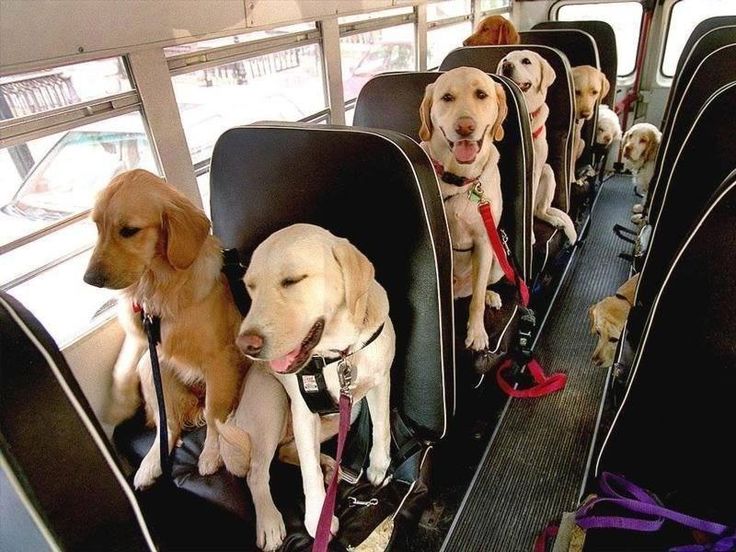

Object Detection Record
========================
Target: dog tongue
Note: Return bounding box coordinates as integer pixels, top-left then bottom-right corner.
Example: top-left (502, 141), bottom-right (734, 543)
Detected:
top-left (453, 140), bottom-right (479, 163)
top-left (270, 345), bottom-right (301, 373)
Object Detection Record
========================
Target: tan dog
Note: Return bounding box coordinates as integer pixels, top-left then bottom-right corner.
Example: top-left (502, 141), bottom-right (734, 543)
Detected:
top-left (463, 15), bottom-right (520, 46)
top-left (83, 169), bottom-right (245, 489)
top-left (572, 65), bottom-right (611, 160)
top-left (418, 67), bottom-right (508, 351)
top-left (498, 50), bottom-right (577, 244)
top-left (222, 224), bottom-right (396, 547)
top-left (622, 122), bottom-right (662, 222)
top-left (589, 274), bottom-right (638, 367)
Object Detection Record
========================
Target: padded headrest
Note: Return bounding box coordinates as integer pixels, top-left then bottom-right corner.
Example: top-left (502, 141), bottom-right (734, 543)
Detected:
top-left (533, 20), bottom-right (616, 105)
top-left (209, 124), bottom-right (454, 439)
top-left (673, 16), bottom-right (736, 80)
top-left (353, 71), bottom-right (533, 280)
top-left (596, 173), bottom-right (736, 524)
top-left (0, 292), bottom-right (153, 550)
top-left (637, 83), bottom-right (736, 314)
top-left (440, 45), bottom-right (574, 213)
top-left (649, 38), bottom-right (736, 223)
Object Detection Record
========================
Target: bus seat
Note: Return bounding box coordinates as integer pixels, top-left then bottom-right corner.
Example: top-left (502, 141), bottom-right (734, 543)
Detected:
top-left (585, 172), bottom-right (736, 550)
top-left (353, 70), bottom-right (535, 380)
top-left (646, 27), bottom-right (736, 223)
top-left (0, 291), bottom-right (153, 551)
top-left (114, 124), bottom-right (455, 549)
top-left (519, 29), bottom-right (601, 221)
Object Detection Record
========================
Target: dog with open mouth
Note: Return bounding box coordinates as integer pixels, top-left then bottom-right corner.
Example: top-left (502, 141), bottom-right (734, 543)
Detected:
top-left (418, 66), bottom-right (508, 351)
top-left (216, 224), bottom-right (395, 549)
top-left (498, 50), bottom-right (578, 245)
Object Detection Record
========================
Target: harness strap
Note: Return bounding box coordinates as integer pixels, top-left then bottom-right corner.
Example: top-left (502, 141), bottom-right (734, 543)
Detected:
top-left (140, 311), bottom-right (172, 480)
top-left (576, 473), bottom-right (736, 552)
top-left (313, 392), bottom-right (352, 552)
top-left (477, 201), bottom-right (530, 307)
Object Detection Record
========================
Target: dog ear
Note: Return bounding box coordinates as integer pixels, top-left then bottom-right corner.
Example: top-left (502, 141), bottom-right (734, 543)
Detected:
top-left (588, 305), bottom-right (597, 334)
top-left (538, 55), bottom-right (556, 91)
top-left (163, 192), bottom-right (211, 269)
top-left (491, 82), bottom-right (508, 141)
top-left (599, 72), bottom-right (610, 102)
top-left (419, 83), bottom-right (435, 142)
top-left (503, 19), bottom-right (520, 45)
top-left (644, 129), bottom-right (660, 162)
top-left (332, 238), bottom-right (375, 326)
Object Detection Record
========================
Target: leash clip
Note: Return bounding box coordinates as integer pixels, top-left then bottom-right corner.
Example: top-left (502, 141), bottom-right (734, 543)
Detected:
top-left (348, 497), bottom-right (379, 508)
top-left (337, 358), bottom-right (354, 397)
top-left (500, 228), bottom-right (512, 256)
top-left (468, 181), bottom-right (486, 204)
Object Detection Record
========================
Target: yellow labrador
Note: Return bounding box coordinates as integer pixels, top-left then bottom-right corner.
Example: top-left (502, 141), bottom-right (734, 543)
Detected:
top-left (589, 274), bottom-right (638, 367)
top-left (418, 66), bottom-right (508, 351)
top-left (571, 65), bottom-right (611, 161)
top-left (83, 169), bottom-right (245, 489)
top-left (497, 50), bottom-right (577, 244)
top-left (221, 224), bottom-right (396, 547)
top-left (622, 123), bottom-right (662, 221)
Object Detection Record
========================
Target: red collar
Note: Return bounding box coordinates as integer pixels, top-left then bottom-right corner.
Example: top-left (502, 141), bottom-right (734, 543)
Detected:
top-left (430, 157), bottom-right (480, 187)
top-left (530, 106), bottom-right (545, 139)
top-left (132, 302), bottom-right (142, 313)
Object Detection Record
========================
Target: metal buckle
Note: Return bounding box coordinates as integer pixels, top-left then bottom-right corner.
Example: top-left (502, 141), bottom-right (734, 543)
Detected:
top-left (468, 181), bottom-right (485, 204)
top-left (339, 466), bottom-right (364, 485)
top-left (500, 228), bottom-right (511, 256)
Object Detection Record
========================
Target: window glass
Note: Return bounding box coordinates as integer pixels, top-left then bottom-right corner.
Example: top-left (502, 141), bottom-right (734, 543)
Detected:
top-left (427, 21), bottom-right (473, 70)
top-left (163, 23), bottom-right (316, 57)
top-left (427, 0), bottom-right (472, 22)
top-left (480, 0), bottom-right (511, 11)
top-left (662, 0), bottom-right (736, 77)
top-left (340, 25), bottom-right (417, 101)
top-left (558, 2), bottom-right (643, 76)
top-left (0, 58), bottom-right (132, 121)
top-left (339, 7), bottom-right (414, 25)
top-left (171, 44), bottom-right (327, 165)
top-left (345, 105), bottom-right (355, 125)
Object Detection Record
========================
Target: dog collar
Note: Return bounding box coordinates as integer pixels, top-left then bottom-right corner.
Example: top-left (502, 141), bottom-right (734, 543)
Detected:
top-left (297, 322), bottom-right (386, 415)
top-left (430, 157), bottom-right (480, 187)
top-left (529, 106), bottom-right (545, 139)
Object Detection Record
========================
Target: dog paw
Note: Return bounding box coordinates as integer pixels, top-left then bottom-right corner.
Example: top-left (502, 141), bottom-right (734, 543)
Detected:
top-left (367, 456), bottom-right (391, 487)
top-left (320, 454), bottom-right (337, 486)
top-left (256, 507), bottom-right (286, 551)
top-left (630, 213), bottom-right (644, 226)
top-left (305, 510), bottom-right (339, 539)
top-left (134, 451), bottom-right (162, 490)
top-left (465, 324), bottom-right (489, 352)
top-left (485, 290), bottom-right (502, 309)
top-left (632, 203), bottom-right (644, 214)
top-left (198, 444), bottom-right (222, 476)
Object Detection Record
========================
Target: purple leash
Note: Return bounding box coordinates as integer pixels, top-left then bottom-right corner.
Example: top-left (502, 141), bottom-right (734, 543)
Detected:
top-left (576, 472), bottom-right (735, 551)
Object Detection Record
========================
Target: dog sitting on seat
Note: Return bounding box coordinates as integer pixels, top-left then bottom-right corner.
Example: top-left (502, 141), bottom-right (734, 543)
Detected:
top-left (463, 15), bottom-right (520, 46)
top-left (498, 50), bottom-right (577, 245)
top-left (83, 169), bottom-right (246, 489)
top-left (418, 67), bottom-right (508, 351)
top-left (571, 65), bottom-right (611, 161)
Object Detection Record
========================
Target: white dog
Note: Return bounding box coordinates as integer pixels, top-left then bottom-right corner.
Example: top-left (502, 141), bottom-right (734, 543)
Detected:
top-left (622, 122), bottom-right (662, 222)
top-left (498, 50), bottom-right (577, 244)
top-left (596, 105), bottom-right (622, 149)
top-left (218, 224), bottom-right (395, 549)
top-left (418, 66), bottom-right (508, 351)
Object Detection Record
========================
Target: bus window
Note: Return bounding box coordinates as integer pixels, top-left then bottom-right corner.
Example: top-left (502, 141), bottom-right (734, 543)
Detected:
top-left (661, 0), bottom-right (736, 77)
top-left (556, 1), bottom-right (644, 76)
top-left (427, 0), bottom-right (473, 69)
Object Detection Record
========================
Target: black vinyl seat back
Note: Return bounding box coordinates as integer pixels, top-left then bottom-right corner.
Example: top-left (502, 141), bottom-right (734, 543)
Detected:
top-left (520, 29), bottom-right (600, 170)
top-left (440, 46), bottom-right (575, 214)
top-left (635, 83), bottom-right (736, 321)
top-left (209, 124), bottom-right (454, 439)
top-left (647, 27), bottom-right (736, 222)
top-left (532, 20), bottom-right (616, 106)
top-left (594, 173), bottom-right (736, 531)
top-left (353, 71), bottom-right (533, 281)
top-left (0, 292), bottom-right (153, 551)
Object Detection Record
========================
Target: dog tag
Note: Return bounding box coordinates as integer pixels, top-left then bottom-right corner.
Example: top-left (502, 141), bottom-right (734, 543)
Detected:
top-left (302, 374), bottom-right (320, 393)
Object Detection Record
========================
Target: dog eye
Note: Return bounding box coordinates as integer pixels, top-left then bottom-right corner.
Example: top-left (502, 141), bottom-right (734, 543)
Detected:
top-left (521, 58), bottom-right (531, 65)
top-left (608, 337), bottom-right (620, 343)
top-left (119, 226), bottom-right (141, 238)
top-left (475, 89), bottom-right (488, 99)
top-left (441, 93), bottom-right (454, 102)
top-left (592, 90), bottom-right (599, 95)
top-left (575, 90), bottom-right (581, 96)
top-left (639, 138), bottom-right (647, 143)
top-left (281, 275), bottom-right (307, 288)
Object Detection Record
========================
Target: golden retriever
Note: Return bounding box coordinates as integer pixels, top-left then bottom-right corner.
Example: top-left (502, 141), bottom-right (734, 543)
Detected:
top-left (418, 67), bottom-right (508, 351)
top-left (83, 169), bottom-right (246, 489)
top-left (622, 123), bottom-right (662, 222)
top-left (463, 15), bottom-right (520, 46)
top-left (572, 65), bottom-right (611, 161)
top-left (589, 273), bottom-right (638, 367)
top-left (218, 224), bottom-right (395, 548)
top-left (498, 50), bottom-right (577, 244)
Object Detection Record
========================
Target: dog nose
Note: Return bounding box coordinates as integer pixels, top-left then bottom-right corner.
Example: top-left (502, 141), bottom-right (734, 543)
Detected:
top-left (455, 117), bottom-right (476, 137)
top-left (237, 332), bottom-right (263, 355)
top-left (83, 269), bottom-right (106, 288)
top-left (582, 110), bottom-right (592, 118)
top-left (501, 61), bottom-right (514, 76)
top-left (462, 38), bottom-right (469, 46)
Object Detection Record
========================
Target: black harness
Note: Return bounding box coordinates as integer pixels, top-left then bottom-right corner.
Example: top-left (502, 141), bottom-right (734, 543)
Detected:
top-left (297, 323), bottom-right (385, 415)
